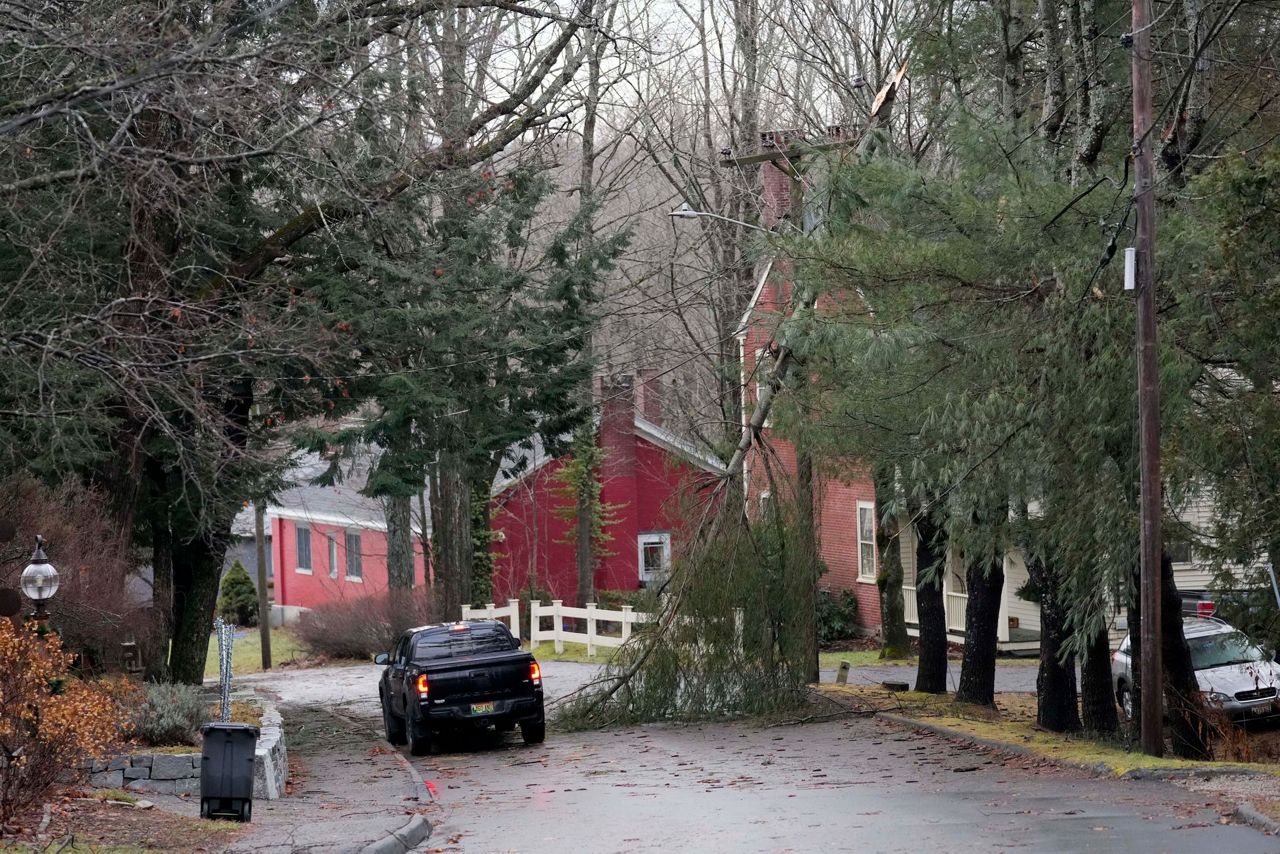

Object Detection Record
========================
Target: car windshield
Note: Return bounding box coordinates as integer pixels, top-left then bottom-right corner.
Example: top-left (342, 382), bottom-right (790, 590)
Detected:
top-left (1187, 631), bottom-right (1267, 670)
top-left (412, 626), bottom-right (514, 661)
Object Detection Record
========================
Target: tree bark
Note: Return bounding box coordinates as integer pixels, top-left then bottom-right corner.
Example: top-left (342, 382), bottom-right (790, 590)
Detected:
top-left (793, 450), bottom-right (820, 683)
top-left (385, 493), bottom-right (415, 588)
top-left (1027, 550), bottom-right (1080, 732)
top-left (1080, 623), bottom-right (1119, 733)
top-left (874, 463), bottom-right (910, 659)
top-left (1161, 551), bottom-right (1211, 759)
top-left (913, 506), bottom-right (949, 693)
top-left (254, 503), bottom-right (272, 670)
top-left (574, 428), bottom-right (595, 608)
top-left (167, 522), bottom-right (233, 685)
top-left (430, 451), bottom-right (474, 619)
top-left (956, 554), bottom-right (1004, 706)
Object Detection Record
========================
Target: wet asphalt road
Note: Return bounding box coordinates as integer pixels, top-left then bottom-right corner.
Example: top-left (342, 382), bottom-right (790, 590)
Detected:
top-left (244, 662), bottom-right (1277, 854)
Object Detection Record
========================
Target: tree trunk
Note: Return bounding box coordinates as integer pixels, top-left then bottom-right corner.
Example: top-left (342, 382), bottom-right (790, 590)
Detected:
top-left (913, 506), bottom-right (949, 693)
top-left (1162, 552), bottom-right (1211, 759)
top-left (470, 468), bottom-right (495, 604)
top-left (574, 428), bottom-right (595, 608)
top-left (254, 503), bottom-right (272, 670)
top-left (956, 555), bottom-right (1004, 706)
top-left (793, 450), bottom-right (820, 683)
top-left (1080, 623), bottom-right (1119, 733)
top-left (874, 463), bottom-right (910, 659)
top-left (1027, 550), bottom-right (1080, 732)
top-left (430, 452), bottom-right (473, 619)
top-left (144, 505), bottom-right (173, 683)
top-left (167, 524), bottom-right (232, 684)
top-left (1037, 0), bottom-right (1067, 150)
top-left (385, 493), bottom-right (415, 589)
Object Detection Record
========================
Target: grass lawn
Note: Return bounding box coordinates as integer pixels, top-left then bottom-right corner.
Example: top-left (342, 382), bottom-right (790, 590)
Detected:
top-left (527, 641), bottom-right (621, 664)
top-left (204, 626), bottom-right (307, 680)
top-left (820, 683), bottom-right (1280, 777)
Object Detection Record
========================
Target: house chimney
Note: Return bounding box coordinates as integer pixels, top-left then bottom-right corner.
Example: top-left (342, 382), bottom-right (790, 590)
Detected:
top-left (760, 128), bottom-right (803, 229)
top-left (635, 369), bottom-right (664, 427)
top-left (599, 374), bottom-right (636, 471)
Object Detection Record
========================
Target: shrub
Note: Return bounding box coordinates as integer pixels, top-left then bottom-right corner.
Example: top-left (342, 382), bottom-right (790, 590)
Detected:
top-left (218, 561), bottom-right (259, 627)
top-left (816, 590), bottom-right (860, 646)
top-left (0, 476), bottom-right (141, 674)
top-left (0, 620), bottom-right (123, 826)
top-left (295, 587), bottom-right (441, 659)
top-left (130, 683), bottom-right (207, 747)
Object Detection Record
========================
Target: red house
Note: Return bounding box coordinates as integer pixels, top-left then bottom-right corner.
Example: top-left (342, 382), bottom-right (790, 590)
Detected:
top-left (737, 129), bottom-right (883, 634)
top-left (490, 374), bottom-right (727, 604)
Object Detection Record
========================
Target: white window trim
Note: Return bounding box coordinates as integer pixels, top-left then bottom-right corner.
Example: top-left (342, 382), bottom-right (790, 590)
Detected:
top-left (295, 525), bottom-right (313, 574)
top-left (638, 531), bottom-right (672, 582)
top-left (856, 501), bottom-right (877, 584)
top-left (344, 530), bottom-right (364, 582)
top-left (327, 534), bottom-right (338, 580)
top-left (758, 490), bottom-right (772, 519)
top-left (754, 348), bottom-right (774, 429)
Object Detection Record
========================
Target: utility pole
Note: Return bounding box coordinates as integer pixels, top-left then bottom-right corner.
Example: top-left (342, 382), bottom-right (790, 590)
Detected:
top-left (254, 503), bottom-right (273, 670)
top-left (1131, 0), bottom-right (1163, 757)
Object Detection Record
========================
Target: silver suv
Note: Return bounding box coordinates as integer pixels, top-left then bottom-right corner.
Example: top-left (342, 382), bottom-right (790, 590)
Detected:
top-left (1111, 617), bottom-right (1280, 720)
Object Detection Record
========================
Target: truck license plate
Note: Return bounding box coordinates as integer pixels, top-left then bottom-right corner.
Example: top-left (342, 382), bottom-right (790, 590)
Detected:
top-left (471, 701), bottom-right (495, 715)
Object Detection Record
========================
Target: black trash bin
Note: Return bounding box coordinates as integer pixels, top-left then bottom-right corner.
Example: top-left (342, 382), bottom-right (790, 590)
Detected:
top-left (200, 722), bottom-right (260, 822)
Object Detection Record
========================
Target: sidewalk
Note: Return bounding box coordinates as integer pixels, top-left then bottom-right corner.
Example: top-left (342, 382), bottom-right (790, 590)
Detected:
top-left (223, 703), bottom-right (430, 854)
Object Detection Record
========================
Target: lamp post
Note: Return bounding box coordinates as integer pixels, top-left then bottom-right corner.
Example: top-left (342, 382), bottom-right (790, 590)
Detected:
top-left (20, 535), bottom-right (59, 625)
top-left (668, 202), bottom-right (773, 233)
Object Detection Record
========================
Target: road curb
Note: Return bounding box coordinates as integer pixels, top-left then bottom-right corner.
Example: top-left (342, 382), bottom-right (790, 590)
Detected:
top-left (876, 711), bottom-right (1272, 781)
top-left (1234, 803), bottom-right (1280, 835)
top-left (360, 815), bottom-right (432, 854)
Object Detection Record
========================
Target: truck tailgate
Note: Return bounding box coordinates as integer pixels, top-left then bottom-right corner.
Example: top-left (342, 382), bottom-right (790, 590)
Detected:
top-left (422, 651), bottom-right (533, 704)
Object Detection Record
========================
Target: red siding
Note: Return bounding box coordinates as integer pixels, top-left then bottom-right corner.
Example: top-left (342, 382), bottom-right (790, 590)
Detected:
top-left (273, 517), bottom-right (427, 610)
top-left (491, 428), bottom-right (716, 605)
top-left (741, 193), bottom-right (881, 632)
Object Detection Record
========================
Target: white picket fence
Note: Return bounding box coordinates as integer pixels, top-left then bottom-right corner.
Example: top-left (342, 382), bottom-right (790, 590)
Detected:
top-left (528, 599), bottom-right (652, 657)
top-left (460, 599), bottom-right (521, 641)
top-left (462, 598), bottom-right (744, 658)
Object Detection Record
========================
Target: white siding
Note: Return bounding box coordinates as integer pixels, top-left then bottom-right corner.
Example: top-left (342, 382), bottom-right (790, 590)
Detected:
top-left (1003, 549), bottom-right (1041, 633)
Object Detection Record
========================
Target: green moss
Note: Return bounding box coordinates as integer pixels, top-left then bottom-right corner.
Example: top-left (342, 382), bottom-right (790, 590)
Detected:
top-left (90, 789), bottom-right (139, 804)
top-left (528, 642), bottom-right (622, 665)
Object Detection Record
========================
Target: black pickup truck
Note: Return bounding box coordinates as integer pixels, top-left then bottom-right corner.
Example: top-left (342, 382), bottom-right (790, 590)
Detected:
top-left (375, 620), bottom-right (544, 756)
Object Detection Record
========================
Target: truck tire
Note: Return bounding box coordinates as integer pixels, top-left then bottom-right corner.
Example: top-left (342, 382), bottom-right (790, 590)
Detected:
top-left (409, 721), bottom-right (433, 757)
top-left (382, 692), bottom-right (407, 746)
top-left (520, 720), bottom-right (545, 745)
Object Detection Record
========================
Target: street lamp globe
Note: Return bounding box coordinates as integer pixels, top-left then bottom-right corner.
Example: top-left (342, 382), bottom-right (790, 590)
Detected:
top-left (20, 535), bottom-right (59, 603)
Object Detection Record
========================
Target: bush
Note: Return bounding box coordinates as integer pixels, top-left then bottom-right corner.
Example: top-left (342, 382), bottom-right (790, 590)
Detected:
top-left (295, 587), bottom-right (441, 659)
top-left (816, 590), bottom-right (860, 646)
top-left (0, 621), bottom-right (123, 825)
top-left (218, 561), bottom-right (259, 627)
top-left (0, 476), bottom-right (141, 674)
top-left (130, 683), bottom-right (207, 746)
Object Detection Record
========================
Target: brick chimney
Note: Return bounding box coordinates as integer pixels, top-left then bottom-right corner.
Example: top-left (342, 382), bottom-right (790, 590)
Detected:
top-left (760, 129), bottom-right (804, 228)
top-left (634, 369), bottom-right (664, 427)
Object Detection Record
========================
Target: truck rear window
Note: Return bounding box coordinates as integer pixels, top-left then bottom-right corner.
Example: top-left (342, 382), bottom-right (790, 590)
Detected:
top-left (412, 626), bottom-right (516, 661)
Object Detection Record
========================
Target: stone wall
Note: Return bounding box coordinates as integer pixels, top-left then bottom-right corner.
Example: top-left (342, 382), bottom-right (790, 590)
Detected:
top-left (87, 692), bottom-right (287, 800)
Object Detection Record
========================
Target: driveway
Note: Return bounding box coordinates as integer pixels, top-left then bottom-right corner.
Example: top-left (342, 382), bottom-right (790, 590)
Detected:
top-left (242, 661), bottom-right (1277, 853)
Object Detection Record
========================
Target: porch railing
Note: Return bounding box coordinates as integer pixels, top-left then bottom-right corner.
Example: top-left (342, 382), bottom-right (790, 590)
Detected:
top-left (945, 592), bottom-right (968, 633)
top-left (903, 586), bottom-right (919, 624)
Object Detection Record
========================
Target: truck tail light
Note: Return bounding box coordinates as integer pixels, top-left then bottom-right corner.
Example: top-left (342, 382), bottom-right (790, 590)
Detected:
top-left (530, 662), bottom-right (542, 684)
top-left (416, 674), bottom-right (429, 696)
top-left (1196, 601), bottom-right (1216, 617)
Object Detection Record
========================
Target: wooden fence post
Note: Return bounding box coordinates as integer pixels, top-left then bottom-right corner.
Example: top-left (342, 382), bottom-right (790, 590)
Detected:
top-left (621, 605), bottom-right (633, 642)
top-left (529, 600), bottom-right (541, 647)
top-left (733, 608), bottom-right (744, 654)
top-left (508, 599), bottom-right (520, 642)
top-left (552, 600), bottom-right (564, 654)
top-left (586, 603), bottom-right (597, 658)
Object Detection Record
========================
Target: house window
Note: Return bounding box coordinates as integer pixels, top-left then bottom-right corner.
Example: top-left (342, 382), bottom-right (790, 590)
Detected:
top-left (857, 502), bottom-right (876, 582)
top-left (1167, 537), bottom-right (1193, 564)
top-left (345, 531), bottom-right (363, 581)
top-left (753, 348), bottom-right (776, 429)
top-left (758, 490), bottom-right (773, 519)
top-left (328, 534), bottom-right (338, 580)
top-left (638, 532), bottom-right (672, 583)
top-left (295, 526), bottom-right (312, 573)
